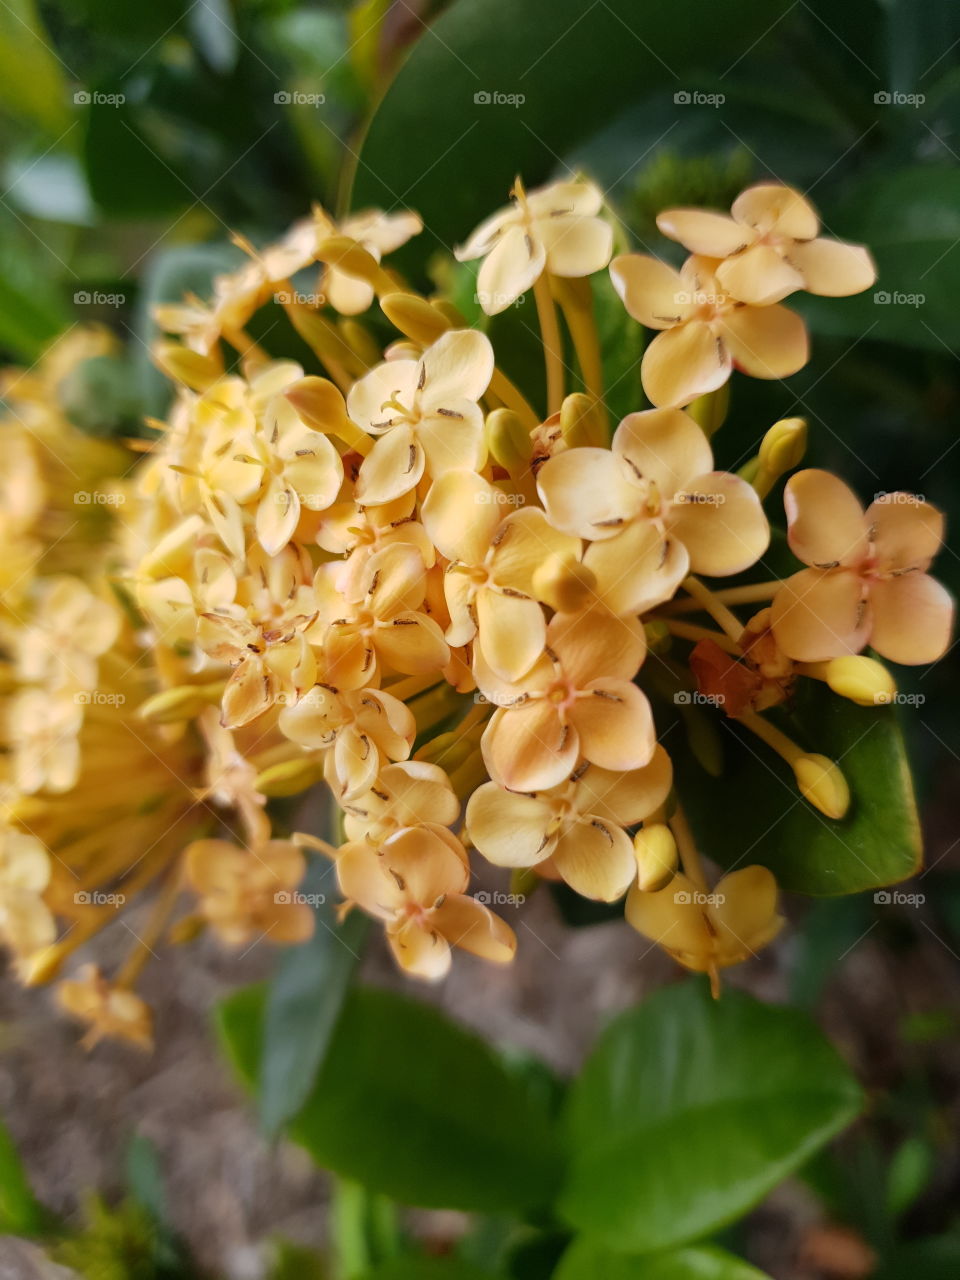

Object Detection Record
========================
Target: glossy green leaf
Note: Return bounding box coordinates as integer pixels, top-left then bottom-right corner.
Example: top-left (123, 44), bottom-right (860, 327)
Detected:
top-left (556, 1241), bottom-right (771, 1279)
top-left (670, 675), bottom-right (922, 896)
top-left (559, 982), bottom-right (862, 1253)
top-left (0, 1114), bottom-right (45, 1235)
top-left (218, 985), bottom-right (561, 1214)
top-left (351, 0), bottom-right (791, 260)
top-left (259, 858), bottom-right (369, 1136)
top-left (0, 0), bottom-right (70, 135)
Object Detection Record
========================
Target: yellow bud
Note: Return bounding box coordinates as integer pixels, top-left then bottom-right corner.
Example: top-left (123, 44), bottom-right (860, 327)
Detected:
top-left (560, 393), bottom-right (606, 448)
top-left (381, 292), bottom-right (451, 345)
top-left (139, 682), bottom-right (225, 724)
top-left (254, 756), bottom-right (326, 797)
top-left (285, 376), bottom-right (348, 435)
top-left (793, 753), bottom-right (850, 819)
top-left (338, 318), bottom-right (382, 368)
top-left (753, 417), bottom-right (807, 498)
top-left (532, 553), bottom-right (597, 613)
top-left (153, 342), bottom-right (222, 391)
top-left (138, 515), bottom-right (206, 579)
top-left (825, 655), bottom-right (896, 707)
top-left (315, 235), bottom-right (390, 287)
top-left (687, 383), bottom-right (729, 437)
top-left (509, 865), bottom-right (541, 899)
top-left (283, 303), bottom-right (359, 372)
top-left (644, 618), bottom-right (672, 654)
top-left (17, 944), bottom-right (66, 986)
top-left (633, 824), bottom-right (678, 891)
top-left (485, 407), bottom-right (532, 474)
top-left (430, 299), bottom-right (468, 328)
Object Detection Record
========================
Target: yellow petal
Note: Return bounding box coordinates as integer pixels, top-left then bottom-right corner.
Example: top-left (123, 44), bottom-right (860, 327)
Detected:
top-left (584, 522), bottom-right (689, 616)
top-left (731, 184), bottom-right (819, 239)
top-left (549, 609), bottom-right (645, 684)
top-left (337, 841), bottom-right (404, 920)
top-left (539, 213), bottom-right (613, 277)
top-left (784, 469), bottom-right (868, 567)
top-left (570, 678), bottom-right (656, 771)
top-left (492, 508), bottom-right (583, 590)
top-left (552, 819), bottom-right (636, 901)
top-left (420, 328), bottom-right (495, 404)
top-left (770, 567), bottom-right (870, 662)
top-left (432, 894), bottom-right (517, 963)
top-left (609, 254), bottom-right (689, 330)
top-left (526, 179), bottom-right (603, 218)
top-left (575, 746), bottom-right (673, 826)
top-left (365, 543), bottom-right (427, 615)
top-left (537, 446), bottom-right (643, 538)
top-left (614, 407), bottom-right (713, 495)
top-left (355, 424), bottom-right (423, 506)
top-left (625, 874), bottom-right (713, 960)
top-left (642, 321), bottom-right (731, 408)
top-left (864, 494), bottom-right (944, 572)
top-left (717, 304), bottom-right (809, 379)
top-left (417, 402), bottom-right (486, 478)
top-left (869, 573), bottom-right (953, 665)
top-left (324, 266), bottom-right (376, 316)
top-left (256, 475), bottom-right (300, 555)
top-left (476, 224), bottom-right (546, 314)
top-left (222, 657), bottom-right (276, 727)
top-left (347, 358), bottom-right (419, 434)
top-left (668, 472), bottom-right (770, 576)
top-left (481, 701), bottom-right (578, 791)
top-left (656, 207), bottom-right (749, 256)
top-left (389, 917), bottom-right (452, 979)
top-left (787, 237), bottom-right (876, 297)
top-left (375, 611), bottom-right (450, 675)
top-left (466, 781), bottom-right (556, 867)
top-left (476, 587), bottom-right (546, 683)
top-left (710, 865), bottom-right (784, 962)
top-left (422, 470), bottom-right (503, 563)
top-left (716, 243), bottom-right (806, 305)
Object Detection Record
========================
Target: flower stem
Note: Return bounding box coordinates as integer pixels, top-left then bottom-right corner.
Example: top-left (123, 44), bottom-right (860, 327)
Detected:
top-left (533, 271), bottom-right (565, 416)
top-left (679, 576), bottom-right (744, 642)
top-left (664, 620), bottom-right (741, 653)
top-left (736, 708), bottom-right (804, 765)
top-left (668, 805), bottom-right (708, 894)
top-left (553, 275), bottom-right (607, 428)
top-left (657, 579), bottom-right (782, 616)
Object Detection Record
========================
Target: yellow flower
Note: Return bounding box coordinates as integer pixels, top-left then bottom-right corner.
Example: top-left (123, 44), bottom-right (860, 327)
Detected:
top-left (57, 964), bottom-right (153, 1050)
top-left (185, 834), bottom-right (314, 946)
top-left (312, 490), bottom-right (435, 603)
top-left (422, 470), bottom-right (578, 680)
top-left (0, 828), bottom-right (56, 958)
top-left (770, 470), bottom-right (953, 664)
top-left (8, 688), bottom-right (83, 795)
top-left (477, 610), bottom-right (652, 791)
top-left (467, 746), bottom-right (672, 901)
top-left (609, 253), bottom-right (809, 407)
top-left (279, 685), bottom-right (416, 800)
top-left (336, 825), bottom-right (516, 979)
top-left (657, 183), bottom-right (876, 306)
top-left (319, 207), bottom-right (423, 314)
top-left (349, 329), bottom-right (494, 505)
top-left (15, 576), bottom-right (120, 693)
top-left (342, 760), bottom-right (460, 844)
top-left (626, 866), bottom-right (784, 978)
top-left (538, 408), bottom-right (769, 613)
top-left (456, 177), bottom-right (613, 314)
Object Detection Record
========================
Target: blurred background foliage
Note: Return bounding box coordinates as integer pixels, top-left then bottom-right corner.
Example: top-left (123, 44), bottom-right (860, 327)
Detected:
top-left (1, 0), bottom-right (960, 1276)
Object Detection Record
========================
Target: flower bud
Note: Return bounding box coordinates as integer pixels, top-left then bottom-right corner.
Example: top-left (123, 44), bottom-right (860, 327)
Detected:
top-left (687, 383), bottom-right (729, 437)
top-left (559, 392), bottom-right (605, 448)
top-left (633, 824), bottom-right (678, 891)
top-left (532, 553), bottom-right (597, 613)
top-left (643, 618), bottom-right (672, 654)
top-left (825, 655), bottom-right (896, 707)
top-left (338, 318), bottom-right (382, 368)
top-left (254, 757), bottom-right (326, 796)
top-left (285, 376), bottom-right (348, 436)
top-left (152, 342), bottom-right (222, 391)
top-left (485, 408), bottom-right (531, 474)
top-left (793, 753), bottom-right (850, 819)
top-left (139, 682), bottom-right (225, 724)
top-left (381, 292), bottom-right (451, 345)
top-left (315, 235), bottom-right (392, 288)
top-left (752, 417), bottom-right (807, 498)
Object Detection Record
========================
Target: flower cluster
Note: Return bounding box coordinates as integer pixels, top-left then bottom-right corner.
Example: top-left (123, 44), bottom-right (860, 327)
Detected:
top-left (0, 178), bottom-right (951, 1043)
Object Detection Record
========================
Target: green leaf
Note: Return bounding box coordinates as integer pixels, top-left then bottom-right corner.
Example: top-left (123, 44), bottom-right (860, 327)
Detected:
top-left (259, 857), bottom-right (369, 1136)
top-left (83, 96), bottom-right (188, 218)
top-left (0, 0), bottom-right (70, 135)
top-left (556, 1241), bottom-right (771, 1279)
top-left (558, 982), bottom-right (862, 1254)
top-left (671, 675), bottom-right (922, 896)
top-left (873, 1233), bottom-right (960, 1280)
top-left (362, 1261), bottom-right (500, 1280)
top-left (351, 0), bottom-right (791, 261)
top-left (218, 985), bottom-right (561, 1214)
top-left (0, 1114), bottom-right (46, 1235)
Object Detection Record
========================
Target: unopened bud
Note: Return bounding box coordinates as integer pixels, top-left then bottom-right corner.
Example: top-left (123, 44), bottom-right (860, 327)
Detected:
top-left (560, 393), bottom-right (605, 448)
top-left (381, 292), bottom-right (451, 345)
top-left (315, 235), bottom-right (388, 286)
top-left (793, 753), bottom-right (850, 819)
top-left (153, 342), bottom-right (222, 391)
top-left (532, 553), bottom-right (597, 613)
top-left (254, 756), bottom-right (326, 796)
top-left (338, 318), bottom-right (382, 368)
top-left (139, 682), bottom-right (225, 724)
top-left (753, 418), bottom-right (807, 498)
top-left (485, 408), bottom-right (531, 474)
top-left (644, 618), bottom-right (672, 654)
top-left (285, 376), bottom-right (348, 436)
top-left (633, 824), bottom-right (678, 891)
top-left (687, 383), bottom-right (729, 438)
top-left (137, 515), bottom-right (205, 579)
top-left (825, 655), bottom-right (896, 707)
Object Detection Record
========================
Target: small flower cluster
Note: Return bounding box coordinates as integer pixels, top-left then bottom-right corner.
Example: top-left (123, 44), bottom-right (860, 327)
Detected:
top-left (0, 178), bottom-right (951, 1044)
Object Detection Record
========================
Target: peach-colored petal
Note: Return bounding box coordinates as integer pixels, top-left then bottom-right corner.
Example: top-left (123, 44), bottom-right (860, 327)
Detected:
top-left (333, 724), bottom-right (380, 799)
top-left (552, 819), bottom-right (636, 901)
top-left (576, 745), bottom-right (673, 826)
top-left (375, 612), bottom-right (450, 675)
top-left (716, 243), bottom-right (805, 306)
top-left (668, 472), bottom-right (770, 577)
top-left (609, 254), bottom-right (689, 330)
top-left (336, 842), bottom-right (404, 920)
top-left (492, 508), bottom-right (582, 591)
top-left (481, 701), bottom-right (578, 791)
top-left (432, 894), bottom-right (516, 963)
top-left (549, 609), bottom-right (645, 684)
top-left (539, 214), bottom-right (613, 277)
top-left (465, 783), bottom-right (556, 867)
top-left (422, 470), bottom-right (502, 563)
top-left (656, 208), bottom-right (748, 257)
top-left (869, 573), bottom-right (953, 665)
top-left (222, 658), bottom-right (275, 727)
top-left (613, 407), bottom-right (713, 496)
top-left (381, 825), bottom-right (470, 902)
top-left (770, 567), bottom-right (870, 662)
top-left (476, 587), bottom-right (546, 683)
top-left (571, 678), bottom-right (656, 771)
top-left (718, 304), bottom-right (809, 379)
top-left (731, 184), bottom-right (819, 239)
top-left (784, 469), bottom-right (868, 567)
top-left (537, 447), bottom-right (641, 538)
top-left (642, 321), bottom-right (731, 408)
top-left (365, 543), bottom-right (427, 614)
top-left (865, 495), bottom-right (944, 573)
top-left (788, 238), bottom-right (876, 297)
top-left (355, 424), bottom-right (423, 506)
top-left (477, 224), bottom-right (546, 314)
top-left (584, 524), bottom-right (689, 617)
top-left (388, 918), bottom-right (452, 979)
top-left (420, 328), bottom-right (495, 405)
